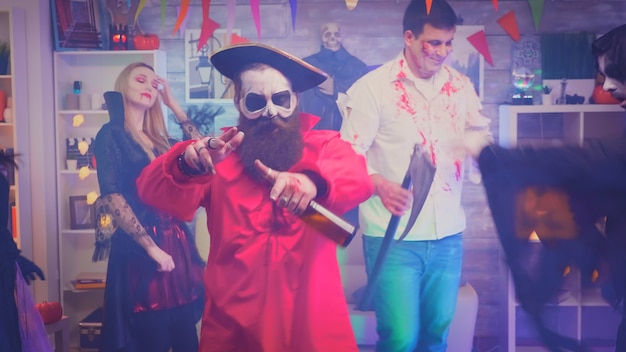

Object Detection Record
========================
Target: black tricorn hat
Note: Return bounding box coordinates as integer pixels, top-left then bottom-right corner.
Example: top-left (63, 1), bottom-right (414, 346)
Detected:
top-left (210, 43), bottom-right (328, 93)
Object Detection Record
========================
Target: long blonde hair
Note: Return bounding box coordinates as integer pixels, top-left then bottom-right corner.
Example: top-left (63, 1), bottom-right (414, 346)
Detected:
top-left (114, 62), bottom-right (171, 160)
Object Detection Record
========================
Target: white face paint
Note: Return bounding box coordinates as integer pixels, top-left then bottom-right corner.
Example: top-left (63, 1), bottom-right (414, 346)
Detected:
top-left (238, 67), bottom-right (297, 120)
top-left (598, 55), bottom-right (626, 108)
top-left (321, 22), bottom-right (342, 52)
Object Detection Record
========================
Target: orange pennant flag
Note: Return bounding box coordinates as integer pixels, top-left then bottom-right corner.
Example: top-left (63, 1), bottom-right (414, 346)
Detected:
top-left (230, 34), bottom-right (250, 45)
top-left (497, 10), bottom-right (520, 42)
top-left (492, 0), bottom-right (498, 11)
top-left (425, 0), bottom-right (432, 14)
top-left (172, 0), bottom-right (190, 35)
top-left (466, 30), bottom-right (493, 66)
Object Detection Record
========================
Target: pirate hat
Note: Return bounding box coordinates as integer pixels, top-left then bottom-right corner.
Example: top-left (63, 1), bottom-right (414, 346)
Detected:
top-left (210, 43), bottom-right (327, 93)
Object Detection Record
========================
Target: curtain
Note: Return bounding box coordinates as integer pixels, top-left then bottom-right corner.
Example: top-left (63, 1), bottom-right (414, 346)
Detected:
top-left (541, 32), bottom-right (597, 79)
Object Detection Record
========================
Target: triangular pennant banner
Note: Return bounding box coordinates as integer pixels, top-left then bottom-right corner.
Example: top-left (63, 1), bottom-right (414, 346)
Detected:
top-left (172, 0), bottom-right (190, 35)
top-left (160, 0), bottom-right (166, 28)
top-left (226, 0), bottom-right (236, 48)
top-left (231, 34), bottom-right (250, 45)
top-left (346, 0), bottom-right (358, 10)
top-left (197, 18), bottom-right (220, 52)
top-left (467, 30), bottom-right (493, 66)
top-left (497, 10), bottom-right (520, 42)
top-left (528, 0), bottom-right (544, 31)
top-left (492, 0), bottom-right (498, 11)
top-left (290, 0), bottom-right (297, 30)
top-left (174, 5), bottom-right (190, 37)
top-left (133, 0), bottom-right (147, 25)
top-left (425, 0), bottom-right (432, 14)
top-left (251, 0), bottom-right (261, 39)
top-left (197, 0), bottom-right (214, 52)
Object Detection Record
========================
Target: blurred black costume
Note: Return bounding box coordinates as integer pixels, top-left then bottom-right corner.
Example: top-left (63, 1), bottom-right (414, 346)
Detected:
top-left (0, 153), bottom-right (45, 352)
top-left (301, 46), bottom-right (368, 131)
top-left (478, 136), bottom-right (626, 352)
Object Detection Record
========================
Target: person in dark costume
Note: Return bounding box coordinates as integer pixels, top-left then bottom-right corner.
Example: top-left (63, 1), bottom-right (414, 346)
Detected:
top-left (300, 21), bottom-right (369, 131)
top-left (476, 24), bottom-right (626, 352)
top-left (93, 62), bottom-right (205, 352)
top-left (0, 152), bottom-right (47, 352)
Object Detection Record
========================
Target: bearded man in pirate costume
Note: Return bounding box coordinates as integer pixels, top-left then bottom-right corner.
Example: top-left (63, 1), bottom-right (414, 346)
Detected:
top-left (136, 43), bottom-right (374, 352)
top-left (475, 24), bottom-right (626, 351)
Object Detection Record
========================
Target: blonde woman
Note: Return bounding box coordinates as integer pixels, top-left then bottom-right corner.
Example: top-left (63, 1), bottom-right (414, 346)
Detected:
top-left (94, 62), bottom-right (204, 352)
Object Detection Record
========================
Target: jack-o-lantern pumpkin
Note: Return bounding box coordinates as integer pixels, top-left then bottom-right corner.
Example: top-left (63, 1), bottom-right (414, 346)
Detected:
top-left (133, 34), bottom-right (160, 50)
top-left (591, 85), bottom-right (620, 104)
top-left (36, 301), bottom-right (63, 325)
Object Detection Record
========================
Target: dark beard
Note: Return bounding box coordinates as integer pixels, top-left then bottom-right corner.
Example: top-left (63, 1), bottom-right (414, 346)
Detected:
top-left (237, 113), bottom-right (304, 181)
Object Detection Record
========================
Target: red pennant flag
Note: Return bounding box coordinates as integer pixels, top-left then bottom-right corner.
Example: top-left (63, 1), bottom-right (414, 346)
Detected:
top-left (466, 30), bottom-right (493, 66)
top-left (231, 34), bottom-right (250, 45)
top-left (197, 0), bottom-right (217, 52)
top-left (492, 0), bottom-right (498, 11)
top-left (425, 0), bottom-right (432, 14)
top-left (197, 18), bottom-right (220, 52)
top-left (497, 10), bottom-right (520, 42)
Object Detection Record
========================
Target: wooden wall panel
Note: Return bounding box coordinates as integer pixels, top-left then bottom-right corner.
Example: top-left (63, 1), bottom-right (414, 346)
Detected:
top-left (128, 0), bottom-right (626, 347)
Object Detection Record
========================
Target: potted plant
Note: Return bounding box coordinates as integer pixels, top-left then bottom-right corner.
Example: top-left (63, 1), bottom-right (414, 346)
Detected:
top-left (0, 41), bottom-right (9, 75)
top-left (542, 85), bottom-right (553, 105)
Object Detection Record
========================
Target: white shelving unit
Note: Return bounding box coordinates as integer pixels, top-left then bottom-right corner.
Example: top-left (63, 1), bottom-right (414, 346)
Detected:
top-left (53, 50), bottom-right (166, 346)
top-left (0, 8), bottom-right (30, 254)
top-left (500, 104), bottom-right (626, 351)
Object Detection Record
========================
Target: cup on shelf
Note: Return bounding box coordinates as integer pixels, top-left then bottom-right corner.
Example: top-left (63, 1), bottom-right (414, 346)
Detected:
top-left (90, 93), bottom-right (104, 110)
top-left (66, 159), bottom-right (78, 170)
top-left (65, 93), bottom-right (79, 110)
top-left (3, 107), bottom-right (12, 123)
top-left (78, 93), bottom-right (91, 110)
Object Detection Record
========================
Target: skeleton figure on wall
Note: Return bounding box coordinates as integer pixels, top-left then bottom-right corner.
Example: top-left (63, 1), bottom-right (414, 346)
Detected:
top-left (300, 22), bottom-right (369, 131)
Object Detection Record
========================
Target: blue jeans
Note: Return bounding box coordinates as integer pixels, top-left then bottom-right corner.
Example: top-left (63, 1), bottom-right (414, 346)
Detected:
top-left (363, 234), bottom-right (463, 352)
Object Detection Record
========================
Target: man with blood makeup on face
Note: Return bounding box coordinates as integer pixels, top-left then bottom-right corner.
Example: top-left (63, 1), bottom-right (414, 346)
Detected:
top-left (300, 21), bottom-right (369, 131)
top-left (339, 0), bottom-right (491, 351)
top-left (136, 43), bottom-right (373, 351)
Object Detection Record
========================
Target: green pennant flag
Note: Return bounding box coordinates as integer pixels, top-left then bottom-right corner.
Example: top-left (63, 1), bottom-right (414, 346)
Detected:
top-left (528, 0), bottom-right (544, 31)
top-left (161, 0), bottom-right (166, 28)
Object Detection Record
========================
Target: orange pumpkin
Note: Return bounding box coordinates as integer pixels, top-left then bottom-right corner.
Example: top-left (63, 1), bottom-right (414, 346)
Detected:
top-left (133, 34), bottom-right (160, 50)
top-left (36, 301), bottom-right (63, 325)
top-left (591, 85), bottom-right (620, 104)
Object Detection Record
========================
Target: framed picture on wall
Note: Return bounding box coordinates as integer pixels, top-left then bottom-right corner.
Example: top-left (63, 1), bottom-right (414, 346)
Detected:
top-left (184, 28), bottom-right (241, 103)
top-left (446, 25), bottom-right (485, 101)
top-left (50, 0), bottom-right (104, 50)
top-left (69, 195), bottom-right (95, 230)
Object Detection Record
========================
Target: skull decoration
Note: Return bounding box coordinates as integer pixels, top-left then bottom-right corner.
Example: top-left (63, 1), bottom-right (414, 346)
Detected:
top-left (321, 22), bottom-right (342, 52)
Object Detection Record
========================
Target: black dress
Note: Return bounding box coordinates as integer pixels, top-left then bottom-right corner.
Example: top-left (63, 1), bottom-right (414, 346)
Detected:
top-left (0, 173), bottom-right (22, 352)
top-left (478, 137), bottom-right (626, 351)
top-left (300, 46), bottom-right (369, 131)
top-left (94, 122), bottom-right (205, 352)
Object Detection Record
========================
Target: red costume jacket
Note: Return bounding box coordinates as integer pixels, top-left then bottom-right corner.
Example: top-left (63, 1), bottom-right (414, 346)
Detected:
top-left (136, 114), bottom-right (373, 352)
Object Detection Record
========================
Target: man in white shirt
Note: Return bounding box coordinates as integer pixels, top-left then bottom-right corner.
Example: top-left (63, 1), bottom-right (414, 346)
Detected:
top-left (339, 0), bottom-right (490, 350)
